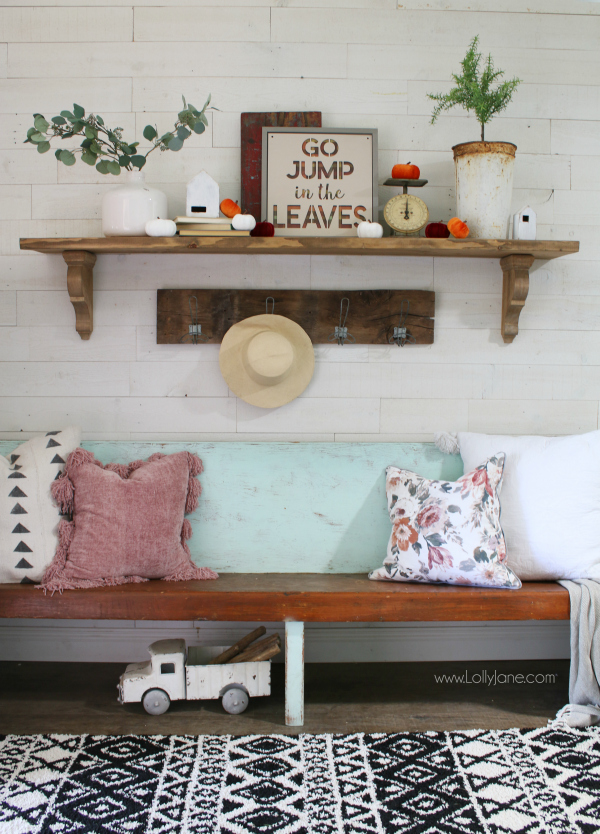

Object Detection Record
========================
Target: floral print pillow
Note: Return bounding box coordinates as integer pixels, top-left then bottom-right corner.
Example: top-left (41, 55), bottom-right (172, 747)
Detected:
top-left (369, 455), bottom-right (521, 589)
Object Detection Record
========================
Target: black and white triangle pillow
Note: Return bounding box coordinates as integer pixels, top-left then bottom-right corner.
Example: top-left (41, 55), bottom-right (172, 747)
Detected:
top-left (1, 427), bottom-right (82, 584)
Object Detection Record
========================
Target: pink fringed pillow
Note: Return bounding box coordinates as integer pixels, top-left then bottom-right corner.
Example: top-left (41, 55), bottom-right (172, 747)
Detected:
top-left (41, 449), bottom-right (217, 593)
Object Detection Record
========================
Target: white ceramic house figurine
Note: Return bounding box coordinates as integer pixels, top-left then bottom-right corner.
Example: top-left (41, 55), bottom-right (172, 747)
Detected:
top-left (118, 639), bottom-right (272, 715)
top-left (513, 206), bottom-right (537, 241)
top-left (186, 171), bottom-right (219, 218)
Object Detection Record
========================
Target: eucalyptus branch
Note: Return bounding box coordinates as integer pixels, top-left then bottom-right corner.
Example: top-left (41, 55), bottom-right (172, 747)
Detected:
top-left (428, 37), bottom-right (521, 141)
top-left (24, 94), bottom-right (213, 175)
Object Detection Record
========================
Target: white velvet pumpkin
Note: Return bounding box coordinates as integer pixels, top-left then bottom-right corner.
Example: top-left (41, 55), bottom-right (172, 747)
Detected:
top-left (145, 218), bottom-right (177, 237)
top-left (357, 220), bottom-right (383, 238)
top-left (231, 213), bottom-right (257, 231)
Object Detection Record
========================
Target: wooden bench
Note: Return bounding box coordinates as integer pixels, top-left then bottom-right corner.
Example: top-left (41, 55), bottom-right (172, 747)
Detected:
top-left (0, 441), bottom-right (570, 726)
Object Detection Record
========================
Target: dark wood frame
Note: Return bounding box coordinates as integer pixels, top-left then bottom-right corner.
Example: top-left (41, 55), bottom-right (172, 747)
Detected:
top-left (261, 126), bottom-right (379, 237)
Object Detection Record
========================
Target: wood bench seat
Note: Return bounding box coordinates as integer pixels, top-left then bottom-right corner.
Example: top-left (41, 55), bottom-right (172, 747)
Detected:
top-left (0, 575), bottom-right (570, 622)
top-left (0, 441), bottom-right (571, 726)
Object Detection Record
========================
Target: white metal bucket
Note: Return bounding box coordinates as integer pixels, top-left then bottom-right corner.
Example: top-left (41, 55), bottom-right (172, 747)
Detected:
top-left (452, 142), bottom-right (516, 239)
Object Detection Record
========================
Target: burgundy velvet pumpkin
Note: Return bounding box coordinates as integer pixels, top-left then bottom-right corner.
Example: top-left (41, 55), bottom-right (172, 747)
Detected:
top-left (250, 221), bottom-right (275, 238)
top-left (425, 222), bottom-right (450, 239)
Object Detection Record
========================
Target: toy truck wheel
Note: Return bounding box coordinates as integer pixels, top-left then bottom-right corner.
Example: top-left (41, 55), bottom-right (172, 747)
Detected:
top-left (221, 686), bottom-right (249, 715)
top-left (142, 688), bottom-right (171, 715)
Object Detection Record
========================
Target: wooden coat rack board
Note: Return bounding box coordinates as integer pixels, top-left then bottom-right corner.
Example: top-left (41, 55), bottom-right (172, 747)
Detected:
top-left (157, 289), bottom-right (435, 345)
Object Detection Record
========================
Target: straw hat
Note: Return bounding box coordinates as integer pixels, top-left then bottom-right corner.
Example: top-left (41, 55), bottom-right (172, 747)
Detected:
top-left (219, 314), bottom-right (315, 408)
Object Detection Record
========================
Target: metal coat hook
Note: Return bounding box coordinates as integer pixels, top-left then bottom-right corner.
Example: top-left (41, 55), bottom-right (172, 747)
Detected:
top-left (266, 296), bottom-right (275, 314)
top-left (180, 295), bottom-right (209, 344)
top-left (389, 299), bottom-right (416, 347)
top-left (328, 297), bottom-right (355, 347)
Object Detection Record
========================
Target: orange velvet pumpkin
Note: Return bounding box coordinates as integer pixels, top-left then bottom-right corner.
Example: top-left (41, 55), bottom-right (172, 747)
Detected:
top-left (447, 217), bottom-right (470, 239)
top-left (392, 163), bottom-right (420, 180)
top-left (220, 199), bottom-right (241, 218)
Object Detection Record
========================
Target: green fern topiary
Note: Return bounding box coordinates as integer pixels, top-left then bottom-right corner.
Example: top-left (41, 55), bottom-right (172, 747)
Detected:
top-left (428, 37), bottom-right (521, 142)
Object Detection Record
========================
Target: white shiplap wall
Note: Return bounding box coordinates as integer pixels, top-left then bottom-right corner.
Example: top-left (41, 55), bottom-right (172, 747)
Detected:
top-left (1, 0), bottom-right (597, 662)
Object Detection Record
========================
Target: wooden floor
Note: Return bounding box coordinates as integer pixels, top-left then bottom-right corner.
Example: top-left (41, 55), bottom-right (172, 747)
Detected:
top-left (0, 659), bottom-right (568, 735)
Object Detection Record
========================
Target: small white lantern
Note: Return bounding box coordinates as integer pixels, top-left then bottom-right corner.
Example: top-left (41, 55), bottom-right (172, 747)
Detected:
top-left (186, 171), bottom-right (219, 218)
top-left (513, 206), bottom-right (536, 241)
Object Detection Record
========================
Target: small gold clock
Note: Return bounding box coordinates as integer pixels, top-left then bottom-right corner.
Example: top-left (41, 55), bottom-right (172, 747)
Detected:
top-left (384, 193), bottom-right (429, 236)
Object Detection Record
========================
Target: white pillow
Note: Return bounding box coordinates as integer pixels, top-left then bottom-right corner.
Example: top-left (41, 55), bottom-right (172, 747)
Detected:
top-left (459, 431), bottom-right (600, 581)
top-left (0, 427), bottom-right (81, 583)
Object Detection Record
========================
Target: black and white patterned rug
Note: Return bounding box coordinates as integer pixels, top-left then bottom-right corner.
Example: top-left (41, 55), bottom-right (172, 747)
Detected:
top-left (1, 728), bottom-right (599, 833)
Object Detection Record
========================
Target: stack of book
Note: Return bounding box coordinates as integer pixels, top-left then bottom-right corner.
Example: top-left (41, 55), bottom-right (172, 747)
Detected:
top-left (175, 217), bottom-right (250, 237)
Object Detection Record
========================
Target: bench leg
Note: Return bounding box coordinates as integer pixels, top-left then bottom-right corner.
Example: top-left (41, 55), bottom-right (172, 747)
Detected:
top-left (285, 621), bottom-right (304, 727)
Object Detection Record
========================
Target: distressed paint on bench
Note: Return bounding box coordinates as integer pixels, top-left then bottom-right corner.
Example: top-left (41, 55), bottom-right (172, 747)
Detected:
top-left (285, 622), bottom-right (304, 727)
top-left (0, 442), bottom-right (462, 575)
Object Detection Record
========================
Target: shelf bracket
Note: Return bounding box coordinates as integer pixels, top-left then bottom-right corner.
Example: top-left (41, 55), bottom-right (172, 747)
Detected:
top-left (63, 251), bottom-right (96, 340)
top-left (500, 254), bottom-right (534, 344)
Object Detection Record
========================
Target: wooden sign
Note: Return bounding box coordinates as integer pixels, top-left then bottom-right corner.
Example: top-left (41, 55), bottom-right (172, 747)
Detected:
top-left (261, 127), bottom-right (378, 237)
top-left (240, 112), bottom-right (322, 222)
top-left (157, 289), bottom-right (434, 345)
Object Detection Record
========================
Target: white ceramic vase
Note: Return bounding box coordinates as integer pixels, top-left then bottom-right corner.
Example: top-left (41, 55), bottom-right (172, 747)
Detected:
top-left (102, 170), bottom-right (168, 237)
top-left (452, 142), bottom-right (516, 239)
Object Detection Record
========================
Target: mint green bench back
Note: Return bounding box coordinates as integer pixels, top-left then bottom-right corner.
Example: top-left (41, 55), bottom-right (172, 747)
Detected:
top-left (0, 441), bottom-right (462, 574)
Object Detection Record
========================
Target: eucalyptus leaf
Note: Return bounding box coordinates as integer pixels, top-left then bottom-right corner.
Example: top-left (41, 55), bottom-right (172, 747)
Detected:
top-left (200, 113), bottom-right (208, 126)
top-left (60, 111), bottom-right (75, 122)
top-left (202, 93), bottom-right (211, 110)
top-left (96, 160), bottom-right (110, 174)
top-left (159, 133), bottom-right (172, 144)
top-left (177, 126), bottom-right (190, 141)
top-left (55, 149), bottom-right (62, 159)
top-left (106, 160), bottom-right (121, 175)
top-left (107, 131), bottom-right (116, 142)
top-left (26, 127), bottom-right (37, 141)
top-left (119, 154), bottom-right (131, 167)
top-left (143, 125), bottom-right (157, 141)
top-left (58, 150), bottom-right (76, 166)
top-left (129, 141), bottom-right (139, 149)
top-left (52, 116), bottom-right (67, 126)
top-left (192, 121), bottom-right (205, 135)
top-left (188, 104), bottom-right (198, 116)
top-left (73, 103), bottom-right (85, 119)
top-left (37, 141), bottom-right (51, 154)
top-left (167, 136), bottom-right (183, 152)
top-left (84, 126), bottom-right (97, 140)
top-left (81, 151), bottom-right (97, 166)
top-left (34, 115), bottom-right (49, 133)
top-left (130, 154), bottom-right (146, 169)
top-left (90, 141), bottom-right (102, 154)
top-left (96, 115), bottom-right (104, 126)
top-left (80, 138), bottom-right (93, 149)
top-left (29, 132), bottom-right (47, 144)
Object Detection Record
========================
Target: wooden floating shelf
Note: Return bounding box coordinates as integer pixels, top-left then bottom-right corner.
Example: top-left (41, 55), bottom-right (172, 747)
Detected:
top-left (20, 236), bottom-right (579, 342)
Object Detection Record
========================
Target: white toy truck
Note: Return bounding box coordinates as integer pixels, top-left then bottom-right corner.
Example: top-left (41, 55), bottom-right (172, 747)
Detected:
top-left (118, 638), bottom-right (272, 715)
